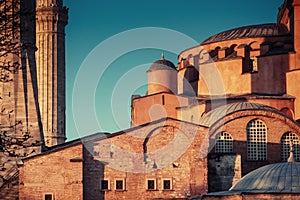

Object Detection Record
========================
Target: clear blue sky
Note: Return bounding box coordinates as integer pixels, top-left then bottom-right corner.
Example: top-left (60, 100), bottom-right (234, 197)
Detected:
top-left (64, 0), bottom-right (284, 141)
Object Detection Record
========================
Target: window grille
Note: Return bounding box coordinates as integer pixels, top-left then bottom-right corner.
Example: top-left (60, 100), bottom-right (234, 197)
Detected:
top-left (247, 119), bottom-right (267, 161)
top-left (281, 132), bottom-right (300, 161)
top-left (215, 132), bottom-right (233, 153)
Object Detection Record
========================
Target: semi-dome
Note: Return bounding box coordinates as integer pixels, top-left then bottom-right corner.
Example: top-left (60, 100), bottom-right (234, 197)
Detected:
top-left (230, 162), bottom-right (300, 193)
top-left (148, 53), bottom-right (176, 72)
top-left (201, 23), bottom-right (289, 45)
top-left (199, 102), bottom-right (286, 127)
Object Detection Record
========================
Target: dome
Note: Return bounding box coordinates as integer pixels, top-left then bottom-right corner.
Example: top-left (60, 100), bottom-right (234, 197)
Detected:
top-left (230, 162), bottom-right (300, 193)
top-left (199, 102), bottom-right (286, 127)
top-left (148, 53), bottom-right (176, 72)
top-left (201, 23), bottom-right (289, 45)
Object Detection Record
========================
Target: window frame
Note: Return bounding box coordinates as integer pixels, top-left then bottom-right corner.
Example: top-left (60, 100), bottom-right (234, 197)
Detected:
top-left (100, 178), bottom-right (110, 191)
top-left (246, 119), bottom-right (267, 161)
top-left (146, 178), bottom-right (157, 190)
top-left (162, 178), bottom-right (173, 190)
top-left (114, 178), bottom-right (125, 191)
top-left (43, 193), bottom-right (54, 200)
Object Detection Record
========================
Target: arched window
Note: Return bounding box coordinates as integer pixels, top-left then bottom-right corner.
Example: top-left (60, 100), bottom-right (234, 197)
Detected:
top-left (215, 132), bottom-right (233, 153)
top-left (247, 119), bottom-right (267, 161)
top-left (281, 132), bottom-right (300, 161)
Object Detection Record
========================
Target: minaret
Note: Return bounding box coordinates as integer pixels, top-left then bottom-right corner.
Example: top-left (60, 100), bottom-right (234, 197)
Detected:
top-left (36, 0), bottom-right (68, 146)
top-left (0, 0), bottom-right (44, 151)
top-left (0, 1), bottom-right (44, 196)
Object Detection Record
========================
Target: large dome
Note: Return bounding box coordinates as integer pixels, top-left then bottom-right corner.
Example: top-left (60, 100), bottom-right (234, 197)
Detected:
top-left (201, 23), bottom-right (289, 45)
top-left (230, 162), bottom-right (300, 193)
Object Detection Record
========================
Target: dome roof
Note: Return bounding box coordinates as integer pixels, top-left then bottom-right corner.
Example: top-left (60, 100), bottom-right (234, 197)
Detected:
top-left (199, 102), bottom-right (286, 127)
top-left (148, 53), bottom-right (176, 72)
top-left (201, 23), bottom-right (289, 45)
top-left (230, 162), bottom-right (300, 193)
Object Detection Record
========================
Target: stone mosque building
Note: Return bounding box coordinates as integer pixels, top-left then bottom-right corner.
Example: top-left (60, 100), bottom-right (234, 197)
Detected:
top-left (1, 0), bottom-right (300, 199)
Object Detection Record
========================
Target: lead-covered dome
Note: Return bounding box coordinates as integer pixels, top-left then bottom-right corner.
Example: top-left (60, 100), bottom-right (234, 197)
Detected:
top-left (199, 102), bottom-right (286, 127)
top-left (230, 162), bottom-right (300, 193)
top-left (148, 53), bottom-right (176, 72)
top-left (201, 23), bottom-right (289, 45)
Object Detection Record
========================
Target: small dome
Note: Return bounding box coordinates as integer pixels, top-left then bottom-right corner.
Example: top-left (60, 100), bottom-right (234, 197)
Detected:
top-left (148, 53), bottom-right (176, 72)
top-left (230, 162), bottom-right (300, 193)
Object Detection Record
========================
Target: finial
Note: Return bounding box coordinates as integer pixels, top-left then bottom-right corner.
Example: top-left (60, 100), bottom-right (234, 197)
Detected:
top-left (161, 52), bottom-right (165, 60)
top-left (287, 140), bottom-right (295, 162)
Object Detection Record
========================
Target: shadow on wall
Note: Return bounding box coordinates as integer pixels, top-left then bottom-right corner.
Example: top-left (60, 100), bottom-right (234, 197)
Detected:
top-left (208, 153), bottom-right (241, 193)
top-left (83, 146), bottom-right (106, 200)
top-left (207, 140), bottom-right (286, 193)
top-left (0, 172), bottom-right (19, 200)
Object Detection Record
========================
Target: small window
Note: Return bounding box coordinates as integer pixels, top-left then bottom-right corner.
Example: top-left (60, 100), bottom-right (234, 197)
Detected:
top-left (215, 132), bottom-right (233, 153)
top-left (44, 194), bottom-right (53, 200)
top-left (115, 179), bottom-right (125, 190)
top-left (146, 179), bottom-right (156, 190)
top-left (162, 178), bottom-right (173, 190)
top-left (100, 179), bottom-right (110, 190)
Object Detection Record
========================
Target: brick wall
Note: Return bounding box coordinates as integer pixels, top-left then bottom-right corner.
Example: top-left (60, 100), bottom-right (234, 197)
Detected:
top-left (208, 154), bottom-right (241, 192)
top-left (19, 113), bottom-right (300, 199)
top-left (131, 93), bottom-right (189, 126)
top-left (83, 119), bottom-right (208, 200)
top-left (210, 110), bottom-right (300, 175)
top-left (19, 143), bottom-right (83, 200)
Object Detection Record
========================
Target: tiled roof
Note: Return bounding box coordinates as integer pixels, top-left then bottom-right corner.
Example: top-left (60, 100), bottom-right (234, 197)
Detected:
top-left (201, 23), bottom-right (289, 45)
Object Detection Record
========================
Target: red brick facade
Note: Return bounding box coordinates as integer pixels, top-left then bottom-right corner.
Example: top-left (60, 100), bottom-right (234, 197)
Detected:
top-left (19, 111), bottom-right (300, 199)
top-left (19, 119), bottom-right (209, 200)
top-left (209, 109), bottom-right (300, 175)
top-left (19, 143), bottom-right (83, 200)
